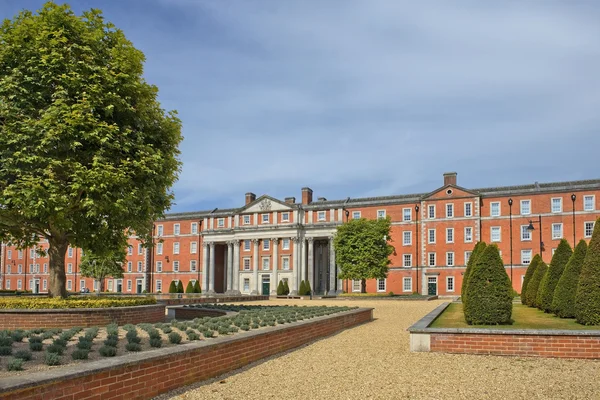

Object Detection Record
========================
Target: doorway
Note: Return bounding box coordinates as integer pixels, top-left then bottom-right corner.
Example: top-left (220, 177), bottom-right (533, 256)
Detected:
top-left (261, 275), bottom-right (270, 296)
top-left (136, 279), bottom-right (143, 294)
top-left (428, 277), bottom-right (437, 296)
top-left (34, 279), bottom-right (40, 294)
top-left (116, 280), bottom-right (123, 293)
top-left (313, 240), bottom-right (330, 294)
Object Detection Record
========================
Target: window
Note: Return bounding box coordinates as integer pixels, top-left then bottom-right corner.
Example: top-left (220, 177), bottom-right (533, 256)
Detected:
top-left (191, 242), bottom-right (197, 254)
top-left (243, 278), bottom-right (250, 292)
top-left (156, 261), bottom-right (162, 272)
top-left (402, 208), bottom-right (411, 221)
top-left (67, 263), bottom-right (73, 274)
top-left (446, 228), bottom-right (454, 243)
top-left (584, 195), bottom-right (595, 211)
top-left (173, 261), bottom-right (179, 272)
top-left (447, 277), bottom-right (454, 292)
top-left (80, 280), bottom-right (86, 289)
top-left (243, 215), bottom-right (251, 225)
top-left (157, 243), bottom-right (163, 255)
top-left (521, 225), bottom-right (531, 241)
top-left (282, 257), bottom-right (290, 270)
top-left (428, 205), bottom-right (435, 219)
top-left (7, 250), bottom-right (11, 259)
top-left (379, 210), bottom-right (388, 220)
top-left (551, 198), bottom-right (562, 213)
top-left (403, 231), bottom-right (412, 246)
top-left (464, 227), bottom-right (473, 243)
top-left (465, 251), bottom-right (472, 264)
top-left (173, 242), bottom-right (180, 254)
top-left (191, 222), bottom-right (198, 234)
top-left (156, 280), bottom-right (162, 292)
top-left (490, 202), bottom-right (500, 217)
top-left (243, 258), bottom-right (251, 270)
top-left (263, 239), bottom-right (270, 251)
top-left (5, 280), bottom-right (9, 290)
top-left (552, 223), bottom-right (563, 239)
top-left (127, 280), bottom-right (132, 291)
top-left (377, 279), bottom-right (386, 292)
top-left (520, 200), bottom-right (531, 215)
top-left (127, 262), bottom-right (132, 272)
top-left (281, 212), bottom-right (290, 222)
top-left (491, 227), bottom-right (501, 242)
top-left (30, 249), bottom-right (35, 258)
top-left (6, 265), bottom-right (10, 274)
top-left (352, 280), bottom-right (361, 292)
top-left (352, 211), bottom-right (361, 219)
top-left (18, 264), bottom-right (22, 274)
top-left (157, 225), bottom-right (163, 236)
top-left (18, 250), bottom-right (22, 259)
top-left (244, 240), bottom-right (251, 251)
top-left (446, 204), bottom-right (454, 218)
top-left (282, 238), bottom-right (290, 250)
top-left (68, 247), bottom-right (73, 258)
top-left (403, 277), bottom-right (412, 292)
top-left (128, 246), bottom-right (133, 256)
top-left (521, 250), bottom-right (532, 265)
top-left (137, 261), bottom-right (143, 272)
top-left (428, 253), bottom-right (436, 266)
top-left (585, 221), bottom-right (595, 238)
top-left (317, 211), bottom-right (326, 221)
top-left (428, 229), bottom-right (436, 244)
top-left (190, 260), bottom-right (197, 272)
top-left (464, 202), bottom-right (472, 217)
top-left (262, 258), bottom-right (270, 270)
top-left (17, 280), bottom-right (22, 290)
top-left (217, 218), bottom-right (224, 228)
top-left (43, 263), bottom-right (47, 273)
top-left (67, 280), bottom-right (72, 291)
top-left (138, 243), bottom-right (143, 255)
top-left (262, 214), bottom-right (270, 224)
top-left (403, 254), bottom-right (412, 267)
top-left (446, 252), bottom-right (454, 266)
top-left (174, 224), bottom-right (180, 235)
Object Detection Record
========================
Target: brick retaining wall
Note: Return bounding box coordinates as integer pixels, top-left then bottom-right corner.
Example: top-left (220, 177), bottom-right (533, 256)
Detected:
top-left (0, 307), bottom-right (373, 400)
top-left (0, 304), bottom-right (166, 329)
top-left (171, 307), bottom-right (228, 320)
top-left (157, 295), bottom-right (268, 306)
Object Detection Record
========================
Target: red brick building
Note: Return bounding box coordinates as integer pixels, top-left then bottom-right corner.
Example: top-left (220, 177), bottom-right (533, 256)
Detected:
top-left (1, 173), bottom-right (599, 296)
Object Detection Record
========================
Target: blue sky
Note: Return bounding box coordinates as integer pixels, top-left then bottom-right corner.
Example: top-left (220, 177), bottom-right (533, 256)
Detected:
top-left (2, 1), bottom-right (600, 212)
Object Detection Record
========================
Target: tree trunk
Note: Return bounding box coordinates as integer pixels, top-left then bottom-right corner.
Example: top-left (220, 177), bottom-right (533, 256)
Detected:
top-left (48, 237), bottom-right (68, 298)
top-left (361, 279), bottom-right (367, 293)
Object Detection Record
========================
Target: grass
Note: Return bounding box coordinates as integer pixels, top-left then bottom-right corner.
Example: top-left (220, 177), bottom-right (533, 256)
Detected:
top-left (430, 303), bottom-right (600, 330)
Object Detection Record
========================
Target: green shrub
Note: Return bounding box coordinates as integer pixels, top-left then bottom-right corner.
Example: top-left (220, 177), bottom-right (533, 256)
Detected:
top-left (185, 281), bottom-right (194, 293)
top-left (187, 332), bottom-right (200, 341)
top-left (29, 342), bottom-right (43, 352)
top-left (521, 254), bottom-right (541, 305)
top-left (0, 336), bottom-right (13, 347)
top-left (148, 329), bottom-right (161, 340)
top-left (299, 280), bottom-right (306, 296)
top-left (168, 332), bottom-right (182, 344)
top-left (46, 344), bottom-right (64, 355)
top-left (44, 352), bottom-right (61, 366)
top-left (277, 280), bottom-right (284, 296)
top-left (169, 281), bottom-right (177, 293)
top-left (553, 240), bottom-right (588, 318)
top-left (161, 326), bottom-right (172, 334)
top-left (53, 338), bottom-right (68, 348)
top-left (103, 337), bottom-right (119, 347)
top-left (106, 324), bottom-right (119, 336)
top-left (461, 241), bottom-right (487, 305)
top-left (305, 280), bottom-right (312, 295)
top-left (149, 338), bottom-right (162, 348)
top-left (463, 245), bottom-right (513, 325)
top-left (538, 239), bottom-right (572, 313)
top-left (71, 349), bottom-right (89, 360)
top-left (240, 324), bottom-right (250, 331)
top-left (217, 326), bottom-right (229, 335)
top-left (14, 349), bottom-right (32, 361)
top-left (125, 343), bottom-right (142, 352)
top-left (76, 340), bottom-right (93, 350)
top-left (0, 346), bottom-right (13, 356)
top-left (194, 280), bottom-right (201, 293)
top-left (526, 261), bottom-right (548, 308)
top-left (42, 331), bottom-right (54, 340)
top-left (99, 346), bottom-right (117, 357)
top-left (177, 281), bottom-right (184, 293)
top-left (0, 297), bottom-right (156, 309)
top-left (575, 219), bottom-right (600, 325)
top-left (11, 330), bottom-right (25, 343)
top-left (283, 280), bottom-right (290, 295)
top-left (28, 335), bottom-right (43, 343)
top-left (202, 330), bottom-right (214, 338)
top-left (7, 358), bottom-right (24, 371)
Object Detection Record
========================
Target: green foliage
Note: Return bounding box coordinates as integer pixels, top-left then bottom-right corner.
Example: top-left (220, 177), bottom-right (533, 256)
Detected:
top-left (305, 280), bottom-right (312, 295)
top-left (76, 340), bottom-right (93, 350)
top-left (283, 280), bottom-right (290, 295)
top-left (526, 261), bottom-right (548, 308)
top-left (463, 245), bottom-right (513, 325)
top-left (149, 337), bottom-right (162, 348)
top-left (185, 281), bottom-right (194, 293)
top-left (168, 281), bottom-right (177, 293)
top-left (71, 349), bottom-right (89, 360)
top-left (576, 219), bottom-right (600, 325)
top-left (552, 240), bottom-right (588, 318)
top-left (521, 254), bottom-right (541, 305)
top-left (10, 330), bottom-right (25, 342)
top-left (0, 346), bottom-right (12, 356)
top-left (277, 280), bottom-right (284, 296)
top-left (461, 241), bottom-right (487, 305)
top-left (334, 217), bottom-right (394, 291)
top-left (193, 280), bottom-right (201, 293)
top-left (29, 342), bottom-right (43, 352)
top-left (99, 346), bottom-right (117, 357)
top-left (0, 335), bottom-right (13, 347)
top-left (106, 324), bottom-right (119, 336)
top-left (7, 358), bottom-right (24, 371)
top-left (46, 344), bottom-right (64, 355)
top-left (44, 352), bottom-right (61, 366)
top-left (125, 342), bottom-right (142, 352)
top-left (14, 349), bottom-right (32, 361)
top-left (538, 239), bottom-right (572, 313)
top-left (0, 296), bottom-right (155, 309)
top-left (177, 281), bottom-right (184, 293)
top-left (103, 337), bottom-right (119, 347)
top-left (299, 280), bottom-right (307, 296)
top-left (78, 250), bottom-right (126, 290)
top-left (0, 2), bottom-right (182, 297)
top-left (168, 332), bottom-right (182, 344)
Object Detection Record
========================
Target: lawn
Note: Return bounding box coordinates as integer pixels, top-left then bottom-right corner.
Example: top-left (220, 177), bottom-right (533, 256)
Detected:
top-left (430, 303), bottom-right (600, 330)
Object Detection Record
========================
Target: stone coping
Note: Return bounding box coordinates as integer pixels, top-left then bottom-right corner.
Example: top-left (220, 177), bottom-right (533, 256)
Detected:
top-left (0, 303), bottom-right (162, 313)
top-left (0, 307), bottom-right (373, 394)
top-left (408, 302), bottom-right (600, 336)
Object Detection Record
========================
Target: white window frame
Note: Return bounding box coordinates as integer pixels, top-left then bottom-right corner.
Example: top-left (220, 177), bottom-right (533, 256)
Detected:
top-left (263, 239), bottom-right (270, 251)
top-left (127, 261), bottom-right (132, 273)
top-left (243, 215), bottom-right (251, 225)
top-left (127, 280), bottom-right (132, 291)
top-left (465, 251), bottom-right (472, 265)
top-left (446, 203), bottom-right (454, 218)
top-left (137, 261), bottom-right (143, 272)
top-left (446, 228), bottom-right (454, 243)
top-left (403, 254), bottom-right (412, 267)
top-left (552, 223), bottom-right (563, 239)
top-left (157, 243), bottom-right (163, 255)
top-left (262, 257), bottom-right (270, 270)
top-left (262, 214), bottom-right (270, 224)
top-left (317, 211), bottom-right (326, 221)
top-left (67, 263), bottom-right (73, 274)
top-left (281, 212), bottom-right (290, 222)
top-left (67, 280), bottom-right (72, 291)
top-left (243, 258), bottom-right (251, 271)
top-left (243, 278), bottom-right (250, 292)
top-left (352, 211), bottom-right (361, 220)
top-left (156, 261), bottom-right (163, 272)
top-left (156, 280), bottom-right (162, 292)
top-left (191, 242), bottom-right (197, 254)
top-left (403, 277), bottom-right (412, 293)
top-left (464, 202), bottom-right (472, 217)
top-left (190, 260), bottom-right (197, 272)
top-left (138, 243), bottom-right (143, 255)
top-left (173, 261), bottom-right (179, 272)
top-left (491, 226), bottom-right (501, 242)
top-left (520, 199), bottom-right (531, 215)
top-left (428, 252), bottom-right (436, 266)
top-left (428, 229), bottom-right (436, 244)
top-left (402, 208), bottom-right (411, 221)
top-left (6, 250), bottom-right (10, 259)
top-left (490, 202), bottom-right (501, 217)
top-left (173, 223), bottom-right (180, 235)
top-left (282, 238), bottom-right (290, 250)
top-left (157, 225), bottom-right (163, 236)
top-left (379, 210), bottom-right (388, 220)
top-left (521, 249), bottom-right (532, 265)
top-left (282, 257), bottom-right (290, 270)
top-left (244, 240), bottom-right (251, 251)
top-left (68, 247), bottom-right (74, 258)
top-left (352, 280), bottom-right (361, 292)
top-left (585, 221), bottom-right (595, 238)
top-left (446, 252), bottom-right (454, 267)
top-left (403, 231), bottom-right (412, 246)
top-left (584, 195), bottom-right (595, 211)
top-left (377, 278), bottom-right (386, 292)
top-left (521, 225), bottom-right (531, 241)
top-left (446, 276), bottom-right (455, 292)
top-left (464, 227), bottom-right (473, 243)
top-left (173, 242), bottom-right (180, 254)
top-left (428, 205), bottom-right (435, 219)
top-left (217, 218), bottom-right (225, 228)
top-left (551, 197), bottom-right (562, 213)
top-left (191, 222), bottom-right (198, 234)
top-left (128, 246), bottom-right (133, 256)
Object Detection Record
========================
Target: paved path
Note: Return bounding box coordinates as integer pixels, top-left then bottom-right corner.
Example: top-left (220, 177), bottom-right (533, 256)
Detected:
top-left (159, 299), bottom-right (600, 400)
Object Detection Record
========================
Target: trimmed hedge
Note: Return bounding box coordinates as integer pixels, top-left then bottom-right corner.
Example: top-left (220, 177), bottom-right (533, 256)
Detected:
top-left (0, 296), bottom-right (156, 309)
top-left (575, 219), bottom-right (600, 325)
top-left (283, 280), bottom-right (290, 295)
top-left (538, 239), bottom-right (572, 313)
top-left (461, 241), bottom-right (487, 305)
top-left (193, 280), bottom-right (201, 293)
top-left (553, 239), bottom-right (588, 318)
top-left (528, 261), bottom-right (548, 309)
top-left (168, 281), bottom-right (177, 293)
top-left (185, 281), bottom-right (194, 293)
top-left (277, 280), bottom-right (284, 296)
top-left (520, 254), bottom-right (541, 305)
top-left (177, 281), bottom-right (184, 293)
top-left (299, 280), bottom-right (307, 296)
top-left (463, 244), bottom-right (513, 325)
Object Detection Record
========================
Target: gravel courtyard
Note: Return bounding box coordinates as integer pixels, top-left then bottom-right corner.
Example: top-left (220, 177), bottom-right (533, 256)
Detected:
top-left (159, 299), bottom-right (600, 400)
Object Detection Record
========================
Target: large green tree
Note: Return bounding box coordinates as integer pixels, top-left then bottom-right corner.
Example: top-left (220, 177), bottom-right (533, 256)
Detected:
top-left (538, 239), bottom-right (572, 313)
top-left (525, 260), bottom-right (547, 308)
top-left (520, 254), bottom-right (541, 305)
top-left (78, 249), bottom-right (125, 293)
top-left (0, 3), bottom-right (182, 297)
top-left (334, 216), bottom-right (393, 293)
top-left (575, 219), bottom-right (600, 325)
top-left (553, 240), bottom-right (587, 318)
top-left (461, 241), bottom-right (487, 305)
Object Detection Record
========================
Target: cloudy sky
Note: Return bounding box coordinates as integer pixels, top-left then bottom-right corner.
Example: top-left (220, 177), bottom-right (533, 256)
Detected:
top-left (3, 1), bottom-right (600, 212)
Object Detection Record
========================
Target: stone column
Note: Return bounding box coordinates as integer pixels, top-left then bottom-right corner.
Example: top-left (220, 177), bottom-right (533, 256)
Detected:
top-left (208, 242), bottom-right (215, 294)
top-left (226, 241), bottom-right (233, 293)
top-left (307, 237), bottom-right (314, 293)
top-left (252, 239), bottom-right (259, 294)
top-left (329, 236), bottom-right (336, 295)
top-left (291, 237), bottom-right (299, 295)
top-left (271, 238), bottom-right (279, 295)
top-left (202, 243), bottom-right (209, 293)
top-left (232, 240), bottom-right (241, 294)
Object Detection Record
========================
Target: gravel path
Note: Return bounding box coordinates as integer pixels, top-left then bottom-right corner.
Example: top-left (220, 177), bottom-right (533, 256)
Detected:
top-left (157, 299), bottom-right (600, 400)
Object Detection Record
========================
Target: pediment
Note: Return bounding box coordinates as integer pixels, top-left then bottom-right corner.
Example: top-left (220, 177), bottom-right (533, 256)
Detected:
top-left (423, 184), bottom-right (479, 200)
top-left (242, 195), bottom-right (293, 213)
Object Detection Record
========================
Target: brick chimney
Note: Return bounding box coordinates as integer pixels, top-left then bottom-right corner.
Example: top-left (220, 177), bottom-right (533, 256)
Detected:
top-left (443, 172), bottom-right (457, 187)
top-left (245, 192), bottom-right (256, 205)
top-left (285, 197), bottom-right (296, 204)
top-left (301, 187), bottom-right (313, 205)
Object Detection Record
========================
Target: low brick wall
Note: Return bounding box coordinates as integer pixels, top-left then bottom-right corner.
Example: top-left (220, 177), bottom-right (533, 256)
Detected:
top-left (0, 308), bottom-right (373, 400)
top-left (0, 304), bottom-right (166, 329)
top-left (171, 307), bottom-right (228, 320)
top-left (157, 295), bottom-right (268, 306)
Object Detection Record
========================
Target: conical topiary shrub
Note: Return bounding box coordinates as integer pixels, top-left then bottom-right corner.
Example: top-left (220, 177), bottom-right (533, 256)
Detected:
top-left (283, 280), bottom-right (290, 295)
top-left (463, 245), bottom-right (513, 325)
top-left (177, 280), bottom-right (184, 293)
top-left (553, 240), bottom-right (588, 318)
top-left (168, 281), bottom-right (177, 293)
top-left (521, 254), bottom-right (541, 305)
top-left (299, 280), bottom-right (306, 296)
top-left (277, 280), bottom-right (284, 296)
top-left (193, 280), bottom-right (201, 293)
top-left (185, 281), bottom-right (194, 293)
top-left (575, 218), bottom-right (600, 325)
top-left (538, 239), bottom-right (572, 313)
top-left (461, 241), bottom-right (487, 305)
top-left (530, 262), bottom-right (548, 309)
top-left (305, 280), bottom-right (312, 295)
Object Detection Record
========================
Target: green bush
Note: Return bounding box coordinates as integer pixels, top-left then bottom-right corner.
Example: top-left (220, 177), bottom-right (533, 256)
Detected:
top-left (125, 342), bottom-right (142, 352)
top-left (103, 337), bottom-right (119, 347)
top-left (46, 344), bottom-right (64, 355)
top-left (461, 241), bottom-right (487, 305)
top-left (71, 349), bottom-right (89, 360)
top-left (53, 338), bottom-right (68, 348)
top-left (521, 254), bottom-right (541, 305)
top-left (0, 297), bottom-right (156, 309)
top-left (283, 280), bottom-right (290, 295)
top-left (11, 330), bottom-right (25, 342)
top-left (0, 336), bottom-right (13, 347)
top-left (168, 332), bottom-right (182, 344)
top-left (575, 219), bottom-right (600, 325)
top-left (305, 280), bottom-right (312, 295)
top-left (185, 281), bottom-right (194, 293)
top-left (99, 346), bottom-right (117, 357)
top-left (106, 324), bottom-right (119, 336)
top-left (187, 332), bottom-right (200, 341)
top-left (553, 240), bottom-right (588, 318)
top-left (29, 342), bottom-right (43, 352)
top-left (277, 280), bottom-right (284, 296)
top-left (28, 335), bottom-right (43, 343)
top-left (177, 281), bottom-right (184, 293)
top-left (299, 280), bottom-right (306, 296)
top-left (76, 340), bottom-right (93, 350)
top-left (14, 349), bottom-right (32, 361)
top-left (528, 261), bottom-right (548, 309)
top-left (44, 352), bottom-right (61, 365)
top-left (7, 358), bottom-right (24, 371)
top-left (193, 280), bottom-right (201, 293)
top-left (169, 281), bottom-right (177, 293)
top-left (149, 337), bottom-right (162, 348)
top-left (463, 245), bottom-right (513, 325)
top-left (0, 346), bottom-right (13, 356)
top-left (538, 239), bottom-right (572, 313)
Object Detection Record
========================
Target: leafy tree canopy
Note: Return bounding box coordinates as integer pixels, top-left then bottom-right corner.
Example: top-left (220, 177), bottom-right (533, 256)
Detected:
top-left (78, 248), bottom-right (125, 292)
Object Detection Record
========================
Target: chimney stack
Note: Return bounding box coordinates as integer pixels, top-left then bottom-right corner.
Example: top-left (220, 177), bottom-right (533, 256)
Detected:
top-left (285, 197), bottom-right (296, 204)
top-left (245, 192), bottom-right (256, 205)
top-left (443, 172), bottom-right (457, 187)
top-left (301, 187), bottom-right (313, 205)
